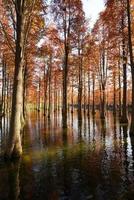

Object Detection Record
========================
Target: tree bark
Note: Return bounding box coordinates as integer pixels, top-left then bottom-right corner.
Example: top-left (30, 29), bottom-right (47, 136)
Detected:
top-left (48, 55), bottom-right (52, 119)
top-left (78, 45), bottom-right (83, 122)
top-left (113, 73), bottom-right (116, 115)
top-left (92, 73), bottom-right (95, 116)
top-left (87, 68), bottom-right (90, 116)
top-left (62, 51), bottom-right (68, 128)
top-left (118, 59), bottom-right (121, 118)
top-left (120, 19), bottom-right (128, 123)
top-left (126, 0), bottom-right (134, 134)
top-left (5, 0), bottom-right (26, 158)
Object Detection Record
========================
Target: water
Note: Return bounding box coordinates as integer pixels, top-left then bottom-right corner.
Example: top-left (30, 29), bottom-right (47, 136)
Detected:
top-left (0, 111), bottom-right (134, 200)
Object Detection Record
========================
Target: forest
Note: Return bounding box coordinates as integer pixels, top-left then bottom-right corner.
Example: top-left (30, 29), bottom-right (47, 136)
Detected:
top-left (0, 0), bottom-right (134, 200)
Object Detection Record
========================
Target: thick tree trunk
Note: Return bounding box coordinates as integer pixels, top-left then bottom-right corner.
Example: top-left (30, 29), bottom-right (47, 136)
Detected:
top-left (126, 0), bottom-right (134, 135)
top-left (5, 63), bottom-right (24, 158)
top-left (5, 0), bottom-right (25, 158)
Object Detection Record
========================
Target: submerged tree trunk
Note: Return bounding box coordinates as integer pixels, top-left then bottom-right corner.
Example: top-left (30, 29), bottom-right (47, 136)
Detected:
top-left (83, 67), bottom-right (86, 114)
top-left (87, 67), bottom-right (90, 116)
top-left (71, 77), bottom-right (74, 113)
top-left (100, 87), bottom-right (105, 119)
top-left (62, 2), bottom-right (71, 129)
top-left (78, 45), bottom-right (83, 122)
top-left (126, 0), bottom-right (134, 134)
top-left (38, 77), bottom-right (41, 112)
top-left (54, 72), bottom-right (57, 112)
top-left (113, 72), bottom-right (116, 115)
top-left (120, 19), bottom-right (128, 123)
top-left (48, 55), bottom-right (52, 119)
top-left (92, 73), bottom-right (95, 116)
top-left (62, 51), bottom-right (68, 128)
top-left (23, 64), bottom-right (27, 119)
top-left (44, 64), bottom-right (49, 116)
top-left (100, 52), bottom-right (106, 120)
top-left (0, 59), bottom-right (6, 117)
top-left (5, 0), bottom-right (26, 158)
top-left (118, 59), bottom-right (122, 118)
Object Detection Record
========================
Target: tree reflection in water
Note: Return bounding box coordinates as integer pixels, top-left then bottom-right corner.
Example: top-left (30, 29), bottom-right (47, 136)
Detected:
top-left (0, 111), bottom-right (134, 200)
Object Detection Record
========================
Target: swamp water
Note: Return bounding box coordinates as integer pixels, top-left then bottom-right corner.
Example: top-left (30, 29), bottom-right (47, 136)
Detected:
top-left (0, 111), bottom-right (134, 200)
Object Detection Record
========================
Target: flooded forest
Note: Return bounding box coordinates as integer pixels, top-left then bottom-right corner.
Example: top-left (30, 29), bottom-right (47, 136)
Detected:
top-left (0, 0), bottom-right (134, 199)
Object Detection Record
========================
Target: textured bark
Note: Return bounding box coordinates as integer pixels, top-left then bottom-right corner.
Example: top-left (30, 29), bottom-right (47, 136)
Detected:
top-left (126, 0), bottom-right (134, 134)
top-left (5, 0), bottom-right (26, 158)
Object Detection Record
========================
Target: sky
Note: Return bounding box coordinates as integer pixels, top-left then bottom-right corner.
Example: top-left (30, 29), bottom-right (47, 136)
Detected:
top-left (82, 0), bottom-right (105, 27)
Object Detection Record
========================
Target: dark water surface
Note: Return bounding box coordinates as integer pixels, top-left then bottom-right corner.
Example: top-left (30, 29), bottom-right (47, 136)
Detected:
top-left (0, 111), bottom-right (134, 200)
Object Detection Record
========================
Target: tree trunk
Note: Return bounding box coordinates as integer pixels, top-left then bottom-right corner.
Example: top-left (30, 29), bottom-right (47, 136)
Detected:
top-left (83, 67), bottom-right (86, 114)
top-left (62, 51), bottom-right (68, 128)
top-left (92, 73), bottom-right (95, 116)
top-left (44, 64), bottom-right (48, 116)
top-left (118, 59), bottom-right (121, 118)
top-left (100, 51), bottom-right (106, 119)
top-left (71, 78), bottom-right (74, 113)
top-left (126, 0), bottom-right (134, 134)
top-left (100, 88), bottom-right (105, 119)
top-left (38, 77), bottom-right (41, 112)
top-left (48, 55), bottom-right (52, 119)
top-left (62, 3), bottom-right (70, 129)
top-left (5, 0), bottom-right (25, 158)
top-left (113, 73), bottom-right (116, 115)
top-left (120, 34), bottom-right (128, 123)
top-left (87, 68), bottom-right (90, 116)
top-left (78, 46), bottom-right (82, 122)
top-left (23, 64), bottom-right (27, 119)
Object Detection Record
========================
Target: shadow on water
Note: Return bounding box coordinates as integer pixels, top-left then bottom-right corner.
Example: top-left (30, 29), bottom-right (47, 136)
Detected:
top-left (0, 111), bottom-right (134, 200)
